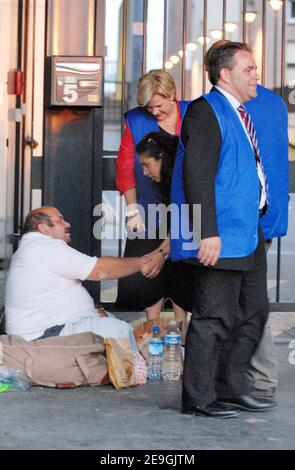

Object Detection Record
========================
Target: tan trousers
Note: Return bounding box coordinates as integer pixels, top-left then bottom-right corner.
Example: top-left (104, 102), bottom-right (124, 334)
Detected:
top-left (247, 319), bottom-right (278, 391)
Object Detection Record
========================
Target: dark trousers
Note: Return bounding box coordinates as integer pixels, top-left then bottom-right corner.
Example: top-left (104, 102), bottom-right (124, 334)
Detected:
top-left (182, 236), bottom-right (269, 409)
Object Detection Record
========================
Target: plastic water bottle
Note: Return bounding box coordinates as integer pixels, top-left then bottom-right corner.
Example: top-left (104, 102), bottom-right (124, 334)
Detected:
top-left (163, 320), bottom-right (182, 380)
top-left (148, 326), bottom-right (163, 380)
top-left (0, 366), bottom-right (30, 392)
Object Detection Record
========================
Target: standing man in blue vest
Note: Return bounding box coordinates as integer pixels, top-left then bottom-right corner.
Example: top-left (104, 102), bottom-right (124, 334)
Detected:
top-left (177, 42), bottom-right (285, 418)
top-left (203, 41), bottom-right (288, 400)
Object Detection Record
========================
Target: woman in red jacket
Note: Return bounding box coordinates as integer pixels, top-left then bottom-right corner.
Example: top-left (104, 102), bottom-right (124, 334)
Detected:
top-left (116, 70), bottom-right (189, 320)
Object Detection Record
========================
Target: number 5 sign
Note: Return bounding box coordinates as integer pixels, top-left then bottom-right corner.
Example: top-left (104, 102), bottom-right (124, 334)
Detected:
top-left (46, 56), bottom-right (103, 107)
top-left (62, 83), bottom-right (78, 103)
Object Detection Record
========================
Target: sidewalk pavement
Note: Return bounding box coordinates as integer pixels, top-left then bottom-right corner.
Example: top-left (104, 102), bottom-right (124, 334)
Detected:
top-left (0, 312), bottom-right (295, 450)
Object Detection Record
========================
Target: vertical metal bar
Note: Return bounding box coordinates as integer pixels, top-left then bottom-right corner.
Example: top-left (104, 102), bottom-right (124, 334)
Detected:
top-left (261, 0), bottom-right (266, 85)
top-left (92, 1), bottom-right (104, 301)
top-left (276, 237), bottom-right (281, 302)
top-left (281, 0), bottom-right (286, 95)
top-left (44, 0), bottom-right (49, 203)
top-left (121, 0), bottom-right (128, 135)
top-left (163, 0), bottom-right (167, 66)
top-left (222, 0), bottom-right (226, 39)
top-left (20, 0), bottom-right (31, 225)
top-left (142, 0), bottom-right (147, 74)
top-left (242, 0), bottom-right (247, 43)
top-left (273, 10), bottom-right (278, 88)
top-left (93, 0), bottom-right (97, 55)
top-left (45, 0), bottom-right (49, 57)
top-left (13, 0), bottom-right (24, 250)
top-left (181, 0), bottom-right (187, 100)
top-left (202, 0), bottom-right (207, 94)
top-left (276, 0), bottom-right (286, 302)
top-left (118, 0), bottom-right (128, 259)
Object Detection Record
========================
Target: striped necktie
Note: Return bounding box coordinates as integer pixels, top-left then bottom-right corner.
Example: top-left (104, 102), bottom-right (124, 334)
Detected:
top-left (237, 104), bottom-right (268, 215)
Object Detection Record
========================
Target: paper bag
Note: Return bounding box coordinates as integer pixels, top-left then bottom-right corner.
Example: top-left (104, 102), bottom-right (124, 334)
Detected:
top-left (104, 338), bottom-right (137, 389)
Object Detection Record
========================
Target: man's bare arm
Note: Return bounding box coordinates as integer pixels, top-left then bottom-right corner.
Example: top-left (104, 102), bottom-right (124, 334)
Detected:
top-left (87, 256), bottom-right (144, 281)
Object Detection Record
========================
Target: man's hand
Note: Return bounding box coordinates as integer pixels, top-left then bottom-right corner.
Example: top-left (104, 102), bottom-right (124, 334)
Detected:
top-left (197, 236), bottom-right (221, 266)
top-left (141, 252), bottom-right (165, 278)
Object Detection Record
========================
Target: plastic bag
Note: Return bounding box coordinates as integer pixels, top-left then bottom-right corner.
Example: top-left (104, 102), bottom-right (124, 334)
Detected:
top-left (133, 351), bottom-right (147, 385)
top-left (0, 365), bottom-right (31, 392)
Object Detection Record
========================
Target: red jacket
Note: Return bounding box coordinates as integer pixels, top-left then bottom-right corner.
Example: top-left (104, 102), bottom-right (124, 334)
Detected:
top-left (116, 100), bottom-right (182, 194)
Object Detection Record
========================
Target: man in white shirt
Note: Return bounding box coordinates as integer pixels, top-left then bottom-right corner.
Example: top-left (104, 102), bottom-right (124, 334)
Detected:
top-left (5, 206), bottom-right (150, 351)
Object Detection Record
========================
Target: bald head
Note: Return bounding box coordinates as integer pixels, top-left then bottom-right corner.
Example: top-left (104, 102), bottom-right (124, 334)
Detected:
top-left (23, 206), bottom-right (71, 243)
top-left (23, 207), bottom-right (55, 234)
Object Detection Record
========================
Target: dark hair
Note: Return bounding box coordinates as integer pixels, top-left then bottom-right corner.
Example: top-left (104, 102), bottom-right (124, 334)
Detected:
top-left (205, 41), bottom-right (252, 85)
top-left (22, 209), bottom-right (54, 234)
top-left (136, 131), bottom-right (178, 205)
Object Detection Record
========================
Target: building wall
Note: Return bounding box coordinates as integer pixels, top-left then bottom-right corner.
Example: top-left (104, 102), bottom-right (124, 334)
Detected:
top-left (0, 0), bottom-right (19, 313)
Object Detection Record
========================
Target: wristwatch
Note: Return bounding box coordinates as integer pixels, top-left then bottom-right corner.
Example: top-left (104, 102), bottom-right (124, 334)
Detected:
top-left (159, 248), bottom-right (170, 261)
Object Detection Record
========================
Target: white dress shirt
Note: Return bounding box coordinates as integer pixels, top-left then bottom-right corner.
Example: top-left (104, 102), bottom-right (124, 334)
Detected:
top-left (215, 85), bottom-right (267, 210)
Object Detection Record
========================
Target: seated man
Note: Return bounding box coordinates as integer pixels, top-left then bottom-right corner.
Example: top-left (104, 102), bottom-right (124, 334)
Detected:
top-left (5, 206), bottom-right (150, 351)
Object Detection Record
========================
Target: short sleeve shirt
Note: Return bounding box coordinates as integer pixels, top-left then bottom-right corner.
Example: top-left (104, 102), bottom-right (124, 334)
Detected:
top-left (5, 232), bottom-right (97, 340)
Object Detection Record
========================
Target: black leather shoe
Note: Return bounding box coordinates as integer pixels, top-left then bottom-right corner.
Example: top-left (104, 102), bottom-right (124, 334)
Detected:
top-left (219, 394), bottom-right (276, 412)
top-left (182, 401), bottom-right (240, 419)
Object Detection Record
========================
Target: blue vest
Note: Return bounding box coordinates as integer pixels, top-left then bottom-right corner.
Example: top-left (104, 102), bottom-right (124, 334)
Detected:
top-left (245, 85), bottom-right (289, 240)
top-left (170, 87), bottom-right (289, 261)
top-left (126, 101), bottom-right (189, 230)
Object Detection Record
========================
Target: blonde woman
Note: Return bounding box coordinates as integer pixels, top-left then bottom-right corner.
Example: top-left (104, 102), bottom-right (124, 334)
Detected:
top-left (116, 69), bottom-right (189, 319)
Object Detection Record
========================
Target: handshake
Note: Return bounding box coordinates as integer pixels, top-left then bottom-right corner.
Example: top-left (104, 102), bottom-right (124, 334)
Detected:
top-left (140, 248), bottom-right (169, 279)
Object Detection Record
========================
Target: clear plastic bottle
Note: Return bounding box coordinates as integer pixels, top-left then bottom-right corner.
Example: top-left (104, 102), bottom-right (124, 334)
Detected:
top-left (148, 326), bottom-right (163, 380)
top-left (163, 320), bottom-right (182, 380)
top-left (0, 366), bottom-right (30, 392)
